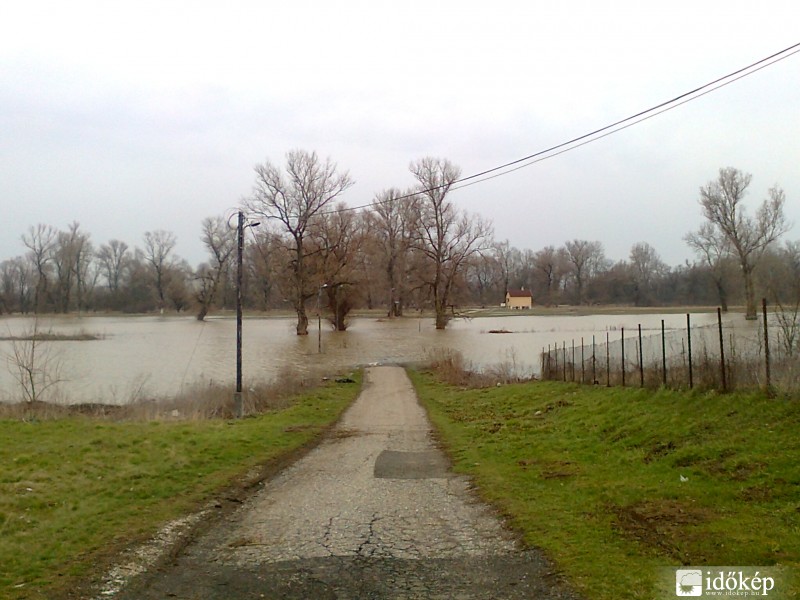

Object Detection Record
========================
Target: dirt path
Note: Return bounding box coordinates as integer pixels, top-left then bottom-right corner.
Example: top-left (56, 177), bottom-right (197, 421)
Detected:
top-left (114, 366), bottom-right (577, 599)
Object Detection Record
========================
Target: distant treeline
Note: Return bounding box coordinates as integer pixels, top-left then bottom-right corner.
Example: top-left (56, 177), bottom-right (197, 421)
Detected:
top-left (1, 159), bottom-right (796, 322)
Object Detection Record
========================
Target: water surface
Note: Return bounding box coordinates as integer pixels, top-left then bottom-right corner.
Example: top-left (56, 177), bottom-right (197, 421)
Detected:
top-left (0, 312), bottom-right (736, 404)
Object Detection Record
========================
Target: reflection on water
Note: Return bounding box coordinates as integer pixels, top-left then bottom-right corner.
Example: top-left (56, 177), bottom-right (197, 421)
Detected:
top-left (0, 312), bottom-right (730, 404)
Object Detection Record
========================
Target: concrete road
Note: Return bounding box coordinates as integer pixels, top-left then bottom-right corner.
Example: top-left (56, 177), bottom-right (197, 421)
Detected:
top-left (116, 366), bottom-right (577, 599)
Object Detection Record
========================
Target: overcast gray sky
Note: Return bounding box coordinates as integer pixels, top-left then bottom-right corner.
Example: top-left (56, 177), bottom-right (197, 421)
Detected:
top-left (1, 1), bottom-right (798, 269)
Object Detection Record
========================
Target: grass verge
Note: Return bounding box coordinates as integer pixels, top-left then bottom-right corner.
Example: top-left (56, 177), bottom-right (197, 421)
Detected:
top-left (0, 373), bottom-right (361, 600)
top-left (411, 370), bottom-right (800, 599)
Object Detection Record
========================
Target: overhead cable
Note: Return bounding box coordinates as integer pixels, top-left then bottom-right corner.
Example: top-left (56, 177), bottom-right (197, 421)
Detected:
top-left (325, 41), bottom-right (800, 214)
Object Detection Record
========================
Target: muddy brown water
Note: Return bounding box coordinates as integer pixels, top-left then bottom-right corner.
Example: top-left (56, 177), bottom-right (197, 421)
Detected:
top-left (0, 312), bottom-right (732, 404)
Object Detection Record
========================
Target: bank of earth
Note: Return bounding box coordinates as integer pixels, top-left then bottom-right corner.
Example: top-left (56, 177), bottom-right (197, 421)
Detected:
top-left (414, 372), bottom-right (800, 599)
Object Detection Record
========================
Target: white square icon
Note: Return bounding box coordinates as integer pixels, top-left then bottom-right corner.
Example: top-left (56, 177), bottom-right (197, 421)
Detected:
top-left (676, 569), bottom-right (703, 596)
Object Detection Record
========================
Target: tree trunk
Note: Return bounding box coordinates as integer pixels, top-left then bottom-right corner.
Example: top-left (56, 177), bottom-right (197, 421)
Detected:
top-left (434, 309), bottom-right (448, 330)
top-left (296, 308), bottom-right (309, 335)
top-left (293, 238), bottom-right (309, 335)
top-left (743, 265), bottom-right (757, 320)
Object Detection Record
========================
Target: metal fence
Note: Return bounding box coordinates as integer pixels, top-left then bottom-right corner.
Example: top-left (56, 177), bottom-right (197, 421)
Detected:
top-left (540, 301), bottom-right (800, 395)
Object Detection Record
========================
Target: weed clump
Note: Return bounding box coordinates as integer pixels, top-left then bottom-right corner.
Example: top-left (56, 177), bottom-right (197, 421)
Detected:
top-left (424, 348), bottom-right (535, 388)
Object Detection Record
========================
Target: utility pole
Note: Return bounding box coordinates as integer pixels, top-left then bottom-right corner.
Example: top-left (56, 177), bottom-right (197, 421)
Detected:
top-left (234, 211), bottom-right (259, 418)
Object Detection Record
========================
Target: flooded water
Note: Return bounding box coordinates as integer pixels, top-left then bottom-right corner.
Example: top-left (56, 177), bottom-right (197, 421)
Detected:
top-left (0, 312), bottom-right (733, 404)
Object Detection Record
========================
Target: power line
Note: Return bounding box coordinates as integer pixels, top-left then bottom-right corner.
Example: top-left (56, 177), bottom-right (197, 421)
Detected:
top-left (453, 46), bottom-right (800, 192)
top-left (326, 41), bottom-right (800, 215)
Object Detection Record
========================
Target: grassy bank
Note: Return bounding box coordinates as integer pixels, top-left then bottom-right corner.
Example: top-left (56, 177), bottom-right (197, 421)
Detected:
top-left (412, 372), bottom-right (800, 599)
top-left (0, 375), bottom-right (360, 600)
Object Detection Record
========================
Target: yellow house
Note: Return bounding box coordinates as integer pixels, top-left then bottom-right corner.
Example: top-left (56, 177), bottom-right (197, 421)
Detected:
top-left (505, 289), bottom-right (533, 309)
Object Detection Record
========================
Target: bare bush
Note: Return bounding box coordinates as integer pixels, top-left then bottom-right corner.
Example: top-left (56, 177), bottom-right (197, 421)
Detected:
top-left (111, 364), bottom-right (318, 421)
top-left (425, 348), bottom-right (534, 388)
top-left (4, 318), bottom-right (65, 415)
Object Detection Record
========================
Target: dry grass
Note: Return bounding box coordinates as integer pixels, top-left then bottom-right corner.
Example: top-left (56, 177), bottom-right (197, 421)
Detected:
top-left (0, 365), bottom-right (333, 422)
top-left (424, 348), bottom-right (536, 388)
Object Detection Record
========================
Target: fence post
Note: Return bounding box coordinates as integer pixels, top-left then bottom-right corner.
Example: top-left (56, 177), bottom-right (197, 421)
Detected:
top-left (581, 337), bottom-right (585, 384)
top-left (592, 335), bottom-right (596, 384)
top-left (638, 324), bottom-right (644, 387)
top-left (687, 313), bottom-right (693, 389)
top-left (661, 319), bottom-right (667, 387)
top-left (571, 339), bottom-right (576, 382)
top-left (606, 332), bottom-right (610, 387)
top-left (763, 298), bottom-right (774, 397)
top-left (717, 307), bottom-right (727, 392)
top-left (621, 328), bottom-right (626, 387)
top-left (562, 341), bottom-right (567, 382)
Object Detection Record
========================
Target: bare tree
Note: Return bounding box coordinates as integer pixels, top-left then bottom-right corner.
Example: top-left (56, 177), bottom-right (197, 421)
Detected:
top-left (684, 222), bottom-right (734, 312)
top-left (493, 240), bottom-right (520, 301)
top-left (125, 250), bottom-right (159, 313)
top-left (763, 241), bottom-right (800, 356)
top-left (309, 204), bottom-right (366, 330)
top-left (409, 157), bottom-right (493, 329)
top-left (143, 230), bottom-right (177, 312)
top-left (245, 226), bottom-right (282, 310)
top-left (97, 240), bottom-right (130, 293)
top-left (563, 239), bottom-right (605, 305)
top-left (0, 257), bottom-right (33, 314)
top-left (195, 216), bottom-right (237, 321)
top-left (166, 259), bottom-right (192, 313)
top-left (50, 222), bottom-right (93, 313)
top-left (532, 246), bottom-right (563, 306)
top-left (696, 167), bottom-right (789, 319)
top-left (5, 317), bottom-right (64, 409)
top-left (243, 150), bottom-right (354, 335)
top-left (22, 224), bottom-right (57, 312)
top-left (73, 229), bottom-right (96, 312)
top-left (629, 241), bottom-right (666, 306)
top-left (467, 251), bottom-right (502, 307)
top-left (369, 188), bottom-right (416, 317)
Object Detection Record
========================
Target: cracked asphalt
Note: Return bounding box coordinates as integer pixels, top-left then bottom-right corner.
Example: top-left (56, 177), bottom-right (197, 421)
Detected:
top-left (116, 366), bottom-right (578, 599)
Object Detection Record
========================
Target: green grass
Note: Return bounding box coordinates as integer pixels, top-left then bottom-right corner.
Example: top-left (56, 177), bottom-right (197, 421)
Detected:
top-left (0, 375), bottom-right (360, 600)
top-left (411, 372), bottom-right (800, 599)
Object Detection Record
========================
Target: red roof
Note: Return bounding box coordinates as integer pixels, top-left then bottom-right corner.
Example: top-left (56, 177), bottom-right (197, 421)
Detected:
top-left (507, 289), bottom-right (532, 297)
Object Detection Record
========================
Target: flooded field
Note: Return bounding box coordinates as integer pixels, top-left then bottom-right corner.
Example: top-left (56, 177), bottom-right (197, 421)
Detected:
top-left (0, 312), bottom-right (733, 404)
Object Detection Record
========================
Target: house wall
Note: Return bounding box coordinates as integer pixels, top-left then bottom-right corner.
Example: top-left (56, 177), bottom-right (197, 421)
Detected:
top-left (506, 295), bottom-right (532, 309)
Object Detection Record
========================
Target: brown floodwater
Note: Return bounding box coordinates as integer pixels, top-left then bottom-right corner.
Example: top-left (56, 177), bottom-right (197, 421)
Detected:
top-left (0, 312), bottom-right (747, 404)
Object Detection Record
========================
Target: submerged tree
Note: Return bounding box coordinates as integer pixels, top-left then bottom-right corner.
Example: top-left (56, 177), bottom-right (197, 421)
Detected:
top-left (51, 221), bottom-right (93, 313)
top-left (369, 188), bottom-right (416, 317)
top-left (142, 230), bottom-right (177, 312)
top-left (194, 216), bottom-right (236, 321)
top-left (684, 222), bottom-right (734, 312)
top-left (22, 224), bottom-right (57, 312)
top-left (409, 157), bottom-right (493, 329)
top-left (309, 203), bottom-right (366, 331)
top-left (695, 167), bottom-right (789, 319)
top-left (244, 150), bottom-right (354, 335)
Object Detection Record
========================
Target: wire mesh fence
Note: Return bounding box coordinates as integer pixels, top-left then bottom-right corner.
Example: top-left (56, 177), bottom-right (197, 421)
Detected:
top-left (540, 302), bottom-right (800, 395)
